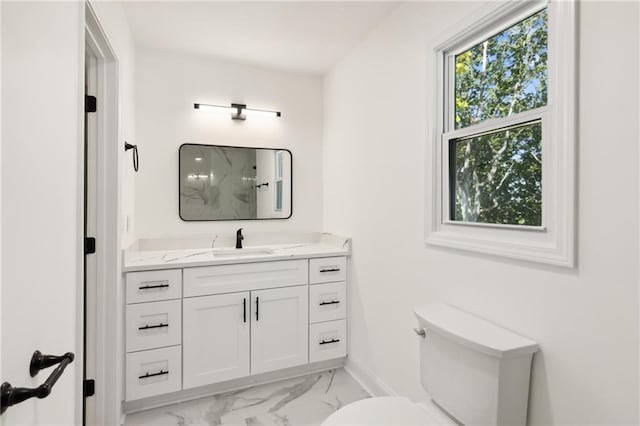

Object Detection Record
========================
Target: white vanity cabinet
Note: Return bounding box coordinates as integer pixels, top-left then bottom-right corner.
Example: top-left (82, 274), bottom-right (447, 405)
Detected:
top-left (124, 255), bottom-right (348, 405)
top-left (182, 285), bottom-right (309, 389)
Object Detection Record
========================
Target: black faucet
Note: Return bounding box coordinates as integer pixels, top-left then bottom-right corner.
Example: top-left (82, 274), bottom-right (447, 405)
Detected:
top-left (236, 228), bottom-right (244, 249)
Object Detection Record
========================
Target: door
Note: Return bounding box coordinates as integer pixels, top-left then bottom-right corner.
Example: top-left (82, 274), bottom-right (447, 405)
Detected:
top-left (251, 286), bottom-right (308, 375)
top-left (183, 292), bottom-right (250, 389)
top-left (84, 39), bottom-right (98, 426)
top-left (1, 1), bottom-right (84, 424)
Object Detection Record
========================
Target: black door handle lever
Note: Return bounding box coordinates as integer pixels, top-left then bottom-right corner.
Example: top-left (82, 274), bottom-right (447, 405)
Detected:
top-left (1, 351), bottom-right (74, 415)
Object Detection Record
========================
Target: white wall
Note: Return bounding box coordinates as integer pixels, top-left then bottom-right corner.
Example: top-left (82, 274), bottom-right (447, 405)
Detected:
top-left (0, 2), bottom-right (4, 418)
top-left (135, 49), bottom-right (323, 239)
top-left (1, 2), bottom-right (84, 424)
top-left (0, 0), bottom-right (4, 422)
top-left (323, 2), bottom-right (639, 425)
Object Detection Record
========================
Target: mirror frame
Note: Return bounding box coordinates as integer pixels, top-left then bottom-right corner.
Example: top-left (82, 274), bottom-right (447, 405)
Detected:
top-left (178, 143), bottom-right (293, 222)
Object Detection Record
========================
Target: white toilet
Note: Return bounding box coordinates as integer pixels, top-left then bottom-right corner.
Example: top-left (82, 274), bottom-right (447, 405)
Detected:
top-left (323, 304), bottom-right (539, 426)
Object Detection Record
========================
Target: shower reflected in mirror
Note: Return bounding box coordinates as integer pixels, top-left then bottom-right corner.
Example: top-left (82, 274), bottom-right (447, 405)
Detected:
top-left (179, 144), bottom-right (292, 221)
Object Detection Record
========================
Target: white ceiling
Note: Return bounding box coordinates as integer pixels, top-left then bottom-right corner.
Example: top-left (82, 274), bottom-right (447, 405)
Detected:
top-left (122, 1), bottom-right (399, 75)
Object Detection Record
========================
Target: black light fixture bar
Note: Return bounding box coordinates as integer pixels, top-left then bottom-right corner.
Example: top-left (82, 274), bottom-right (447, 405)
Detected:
top-left (194, 103), bottom-right (281, 120)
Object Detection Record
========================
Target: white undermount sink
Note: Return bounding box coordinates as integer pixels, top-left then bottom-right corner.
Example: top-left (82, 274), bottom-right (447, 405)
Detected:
top-left (213, 247), bottom-right (274, 257)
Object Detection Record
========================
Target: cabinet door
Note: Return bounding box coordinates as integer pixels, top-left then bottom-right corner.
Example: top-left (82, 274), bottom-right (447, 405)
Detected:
top-left (251, 286), bottom-right (309, 374)
top-left (183, 292), bottom-right (250, 389)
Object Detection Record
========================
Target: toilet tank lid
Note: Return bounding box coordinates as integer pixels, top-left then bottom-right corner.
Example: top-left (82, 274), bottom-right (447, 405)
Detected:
top-left (414, 304), bottom-right (539, 358)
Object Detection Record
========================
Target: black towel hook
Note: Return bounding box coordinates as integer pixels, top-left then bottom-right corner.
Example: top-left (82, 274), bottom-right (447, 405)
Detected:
top-left (124, 142), bottom-right (139, 172)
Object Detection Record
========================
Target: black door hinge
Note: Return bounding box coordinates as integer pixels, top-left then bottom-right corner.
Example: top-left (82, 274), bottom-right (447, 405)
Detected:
top-left (84, 379), bottom-right (95, 397)
top-left (85, 95), bottom-right (97, 113)
top-left (85, 237), bottom-right (96, 255)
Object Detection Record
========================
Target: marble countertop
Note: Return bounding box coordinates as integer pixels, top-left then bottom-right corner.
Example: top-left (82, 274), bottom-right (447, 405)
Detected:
top-left (123, 233), bottom-right (351, 272)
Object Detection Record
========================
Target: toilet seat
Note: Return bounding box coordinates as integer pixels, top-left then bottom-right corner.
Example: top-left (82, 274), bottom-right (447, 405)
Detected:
top-left (322, 396), bottom-right (455, 426)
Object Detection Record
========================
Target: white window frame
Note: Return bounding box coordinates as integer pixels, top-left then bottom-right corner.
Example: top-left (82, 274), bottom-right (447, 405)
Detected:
top-left (426, 0), bottom-right (576, 267)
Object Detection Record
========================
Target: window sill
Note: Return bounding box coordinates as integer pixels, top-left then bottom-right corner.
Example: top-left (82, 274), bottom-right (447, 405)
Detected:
top-left (425, 226), bottom-right (574, 268)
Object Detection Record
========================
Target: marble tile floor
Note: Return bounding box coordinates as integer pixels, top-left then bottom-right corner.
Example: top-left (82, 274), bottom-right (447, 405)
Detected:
top-left (125, 368), bottom-right (371, 426)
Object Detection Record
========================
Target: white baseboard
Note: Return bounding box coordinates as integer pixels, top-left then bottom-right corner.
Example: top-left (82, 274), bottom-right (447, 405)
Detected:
top-left (344, 357), bottom-right (397, 398)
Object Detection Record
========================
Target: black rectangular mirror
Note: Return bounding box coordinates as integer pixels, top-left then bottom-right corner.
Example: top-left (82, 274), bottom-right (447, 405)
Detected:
top-left (179, 144), bottom-right (292, 221)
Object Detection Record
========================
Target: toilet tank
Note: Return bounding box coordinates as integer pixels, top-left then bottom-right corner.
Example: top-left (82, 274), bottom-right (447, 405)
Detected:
top-left (414, 304), bottom-right (538, 426)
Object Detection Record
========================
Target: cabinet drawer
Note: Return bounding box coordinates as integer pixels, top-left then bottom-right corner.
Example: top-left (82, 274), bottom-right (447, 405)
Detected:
top-left (126, 346), bottom-right (181, 401)
top-left (126, 269), bottom-right (182, 304)
top-left (183, 259), bottom-right (308, 297)
top-left (309, 257), bottom-right (347, 284)
top-left (309, 282), bottom-right (346, 324)
top-left (126, 300), bottom-right (181, 353)
top-left (309, 320), bottom-right (347, 363)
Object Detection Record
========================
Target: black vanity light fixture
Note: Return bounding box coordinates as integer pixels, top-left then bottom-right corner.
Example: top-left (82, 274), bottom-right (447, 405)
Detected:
top-left (193, 103), bottom-right (281, 120)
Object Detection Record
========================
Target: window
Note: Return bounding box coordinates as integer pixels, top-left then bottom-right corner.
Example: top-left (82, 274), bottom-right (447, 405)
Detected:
top-left (449, 121), bottom-right (542, 226)
top-left (274, 151), bottom-right (284, 211)
top-left (427, 0), bottom-right (576, 267)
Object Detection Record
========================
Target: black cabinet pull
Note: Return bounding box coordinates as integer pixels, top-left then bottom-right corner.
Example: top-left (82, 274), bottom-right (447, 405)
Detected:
top-left (139, 283), bottom-right (169, 290)
top-left (138, 323), bottom-right (168, 330)
top-left (256, 297), bottom-right (259, 321)
top-left (243, 298), bottom-right (247, 323)
top-left (1, 351), bottom-right (74, 415)
top-left (319, 300), bottom-right (340, 306)
top-left (320, 268), bottom-right (340, 273)
top-left (319, 339), bottom-right (341, 345)
top-left (138, 370), bottom-right (168, 380)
